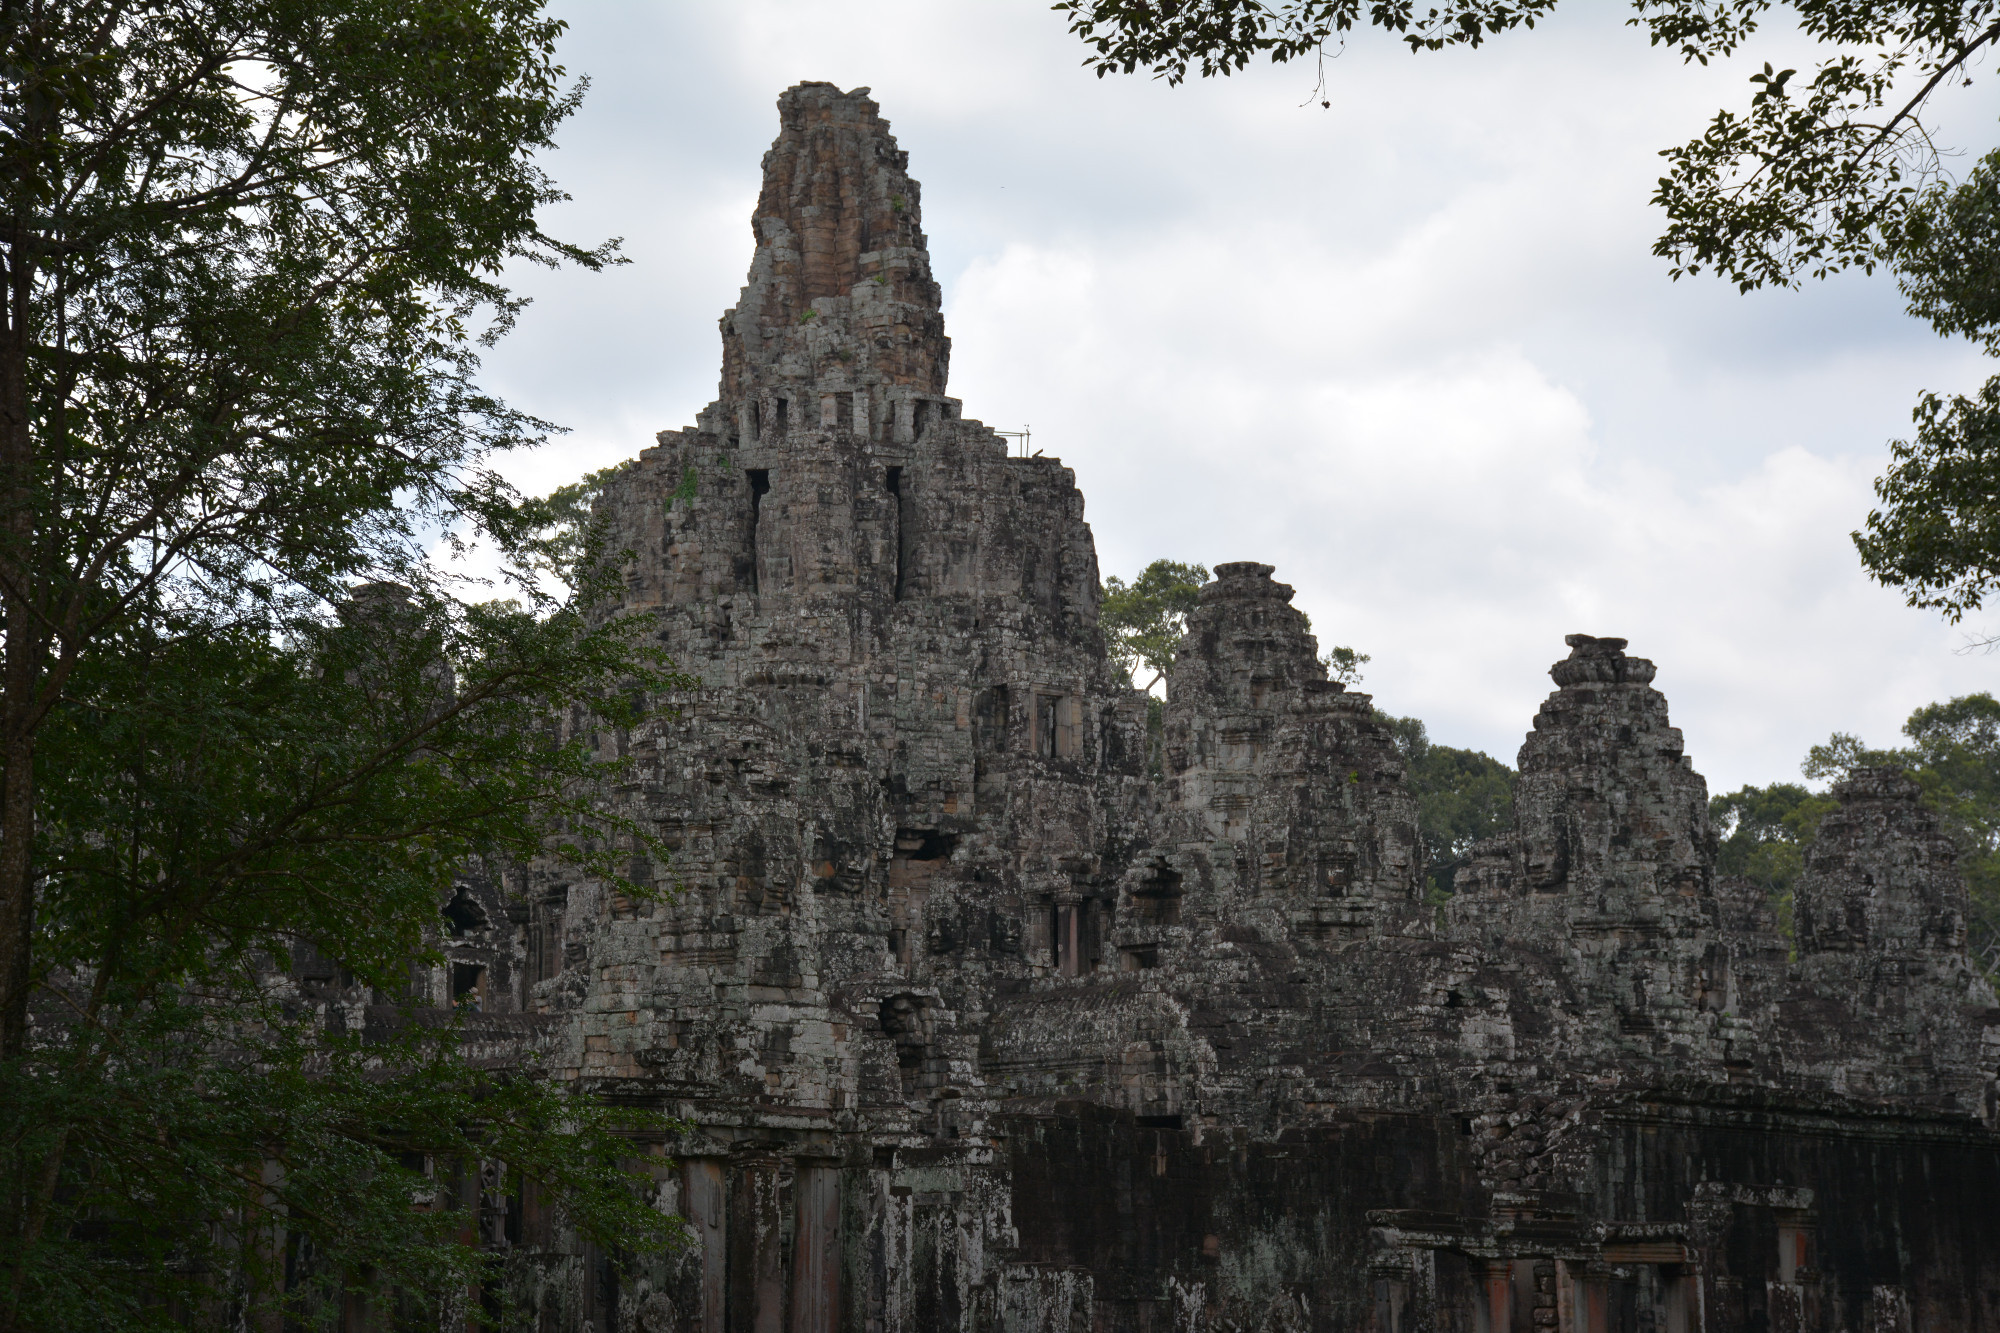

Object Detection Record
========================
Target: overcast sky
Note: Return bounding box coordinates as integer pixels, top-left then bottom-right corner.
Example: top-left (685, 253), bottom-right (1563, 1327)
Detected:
top-left (475, 2), bottom-right (2000, 793)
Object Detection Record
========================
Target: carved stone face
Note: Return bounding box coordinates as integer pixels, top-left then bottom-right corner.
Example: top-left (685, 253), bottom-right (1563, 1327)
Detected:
top-left (635, 1292), bottom-right (679, 1333)
top-left (881, 994), bottom-right (922, 1036)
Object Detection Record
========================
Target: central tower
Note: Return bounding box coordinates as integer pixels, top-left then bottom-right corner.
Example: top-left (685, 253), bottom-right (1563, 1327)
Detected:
top-left (714, 82), bottom-right (952, 449)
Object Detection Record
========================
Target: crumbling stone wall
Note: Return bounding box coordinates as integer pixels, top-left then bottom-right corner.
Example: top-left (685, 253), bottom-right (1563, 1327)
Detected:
top-left (461, 83), bottom-right (2000, 1333)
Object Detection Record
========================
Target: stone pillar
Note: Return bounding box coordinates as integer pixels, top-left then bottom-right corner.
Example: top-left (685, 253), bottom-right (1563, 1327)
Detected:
top-left (730, 1159), bottom-right (785, 1333)
top-left (1580, 1275), bottom-right (1609, 1333)
top-left (1480, 1261), bottom-right (1513, 1333)
top-left (788, 1164), bottom-right (841, 1333)
top-left (684, 1159), bottom-right (728, 1333)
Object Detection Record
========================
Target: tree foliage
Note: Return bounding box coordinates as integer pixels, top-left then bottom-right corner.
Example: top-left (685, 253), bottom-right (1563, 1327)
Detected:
top-left (8, 587), bottom-right (689, 1330)
top-left (1323, 643), bottom-right (1371, 687)
top-left (1856, 151), bottom-right (2000, 617)
top-left (1709, 781), bottom-right (1837, 939)
top-left (1056, 1), bottom-right (2000, 291)
top-left (1102, 559), bottom-right (1209, 692)
top-left (0, 3), bottom-right (688, 1327)
top-left (1056, 0), bottom-right (1561, 82)
top-left (1855, 375), bottom-right (2000, 618)
top-left (1377, 712), bottom-right (1517, 899)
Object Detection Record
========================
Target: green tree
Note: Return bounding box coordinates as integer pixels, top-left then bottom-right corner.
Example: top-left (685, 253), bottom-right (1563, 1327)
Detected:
top-left (1377, 712), bottom-right (1517, 900)
top-left (0, 4), bottom-right (687, 1327)
top-left (1855, 153), bottom-right (2000, 618)
top-left (1802, 692), bottom-right (2000, 976)
top-left (1709, 781), bottom-right (1838, 939)
top-left (1321, 642), bottom-right (1371, 687)
top-left (1103, 559), bottom-right (1208, 691)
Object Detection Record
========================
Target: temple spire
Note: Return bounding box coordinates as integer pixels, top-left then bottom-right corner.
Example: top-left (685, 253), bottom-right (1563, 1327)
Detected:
top-left (717, 82), bottom-right (950, 410)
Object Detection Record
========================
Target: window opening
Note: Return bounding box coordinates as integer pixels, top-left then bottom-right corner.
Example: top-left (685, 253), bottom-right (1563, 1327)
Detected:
top-left (773, 397), bottom-right (788, 432)
top-left (1051, 903), bottom-right (1092, 977)
top-left (886, 466), bottom-right (908, 601)
top-left (1132, 866), bottom-right (1184, 926)
top-left (527, 890), bottom-right (568, 987)
top-left (746, 469), bottom-right (770, 595)
top-left (451, 963), bottom-right (485, 1011)
top-left (443, 889), bottom-right (486, 938)
top-left (1121, 944), bottom-right (1160, 971)
top-left (912, 399), bottom-right (930, 438)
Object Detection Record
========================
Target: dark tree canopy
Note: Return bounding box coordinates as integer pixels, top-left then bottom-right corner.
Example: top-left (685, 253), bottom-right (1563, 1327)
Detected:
top-left (1858, 153), bottom-right (2000, 617)
top-left (1709, 781), bottom-right (1838, 939)
top-left (0, 4), bottom-right (687, 1328)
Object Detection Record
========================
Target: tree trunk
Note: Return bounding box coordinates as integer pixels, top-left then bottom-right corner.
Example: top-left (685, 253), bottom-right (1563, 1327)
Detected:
top-left (0, 212), bottom-right (38, 1059)
top-left (0, 621), bottom-right (35, 1059)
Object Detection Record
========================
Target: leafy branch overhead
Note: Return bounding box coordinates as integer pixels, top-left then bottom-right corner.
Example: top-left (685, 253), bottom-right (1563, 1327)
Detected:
top-left (1056, 1), bottom-right (2000, 291)
top-left (1856, 152), bottom-right (2000, 618)
top-left (1056, 2), bottom-right (2000, 633)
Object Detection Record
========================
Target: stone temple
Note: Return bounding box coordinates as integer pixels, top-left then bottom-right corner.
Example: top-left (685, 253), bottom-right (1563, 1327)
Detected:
top-left (426, 83), bottom-right (2000, 1332)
